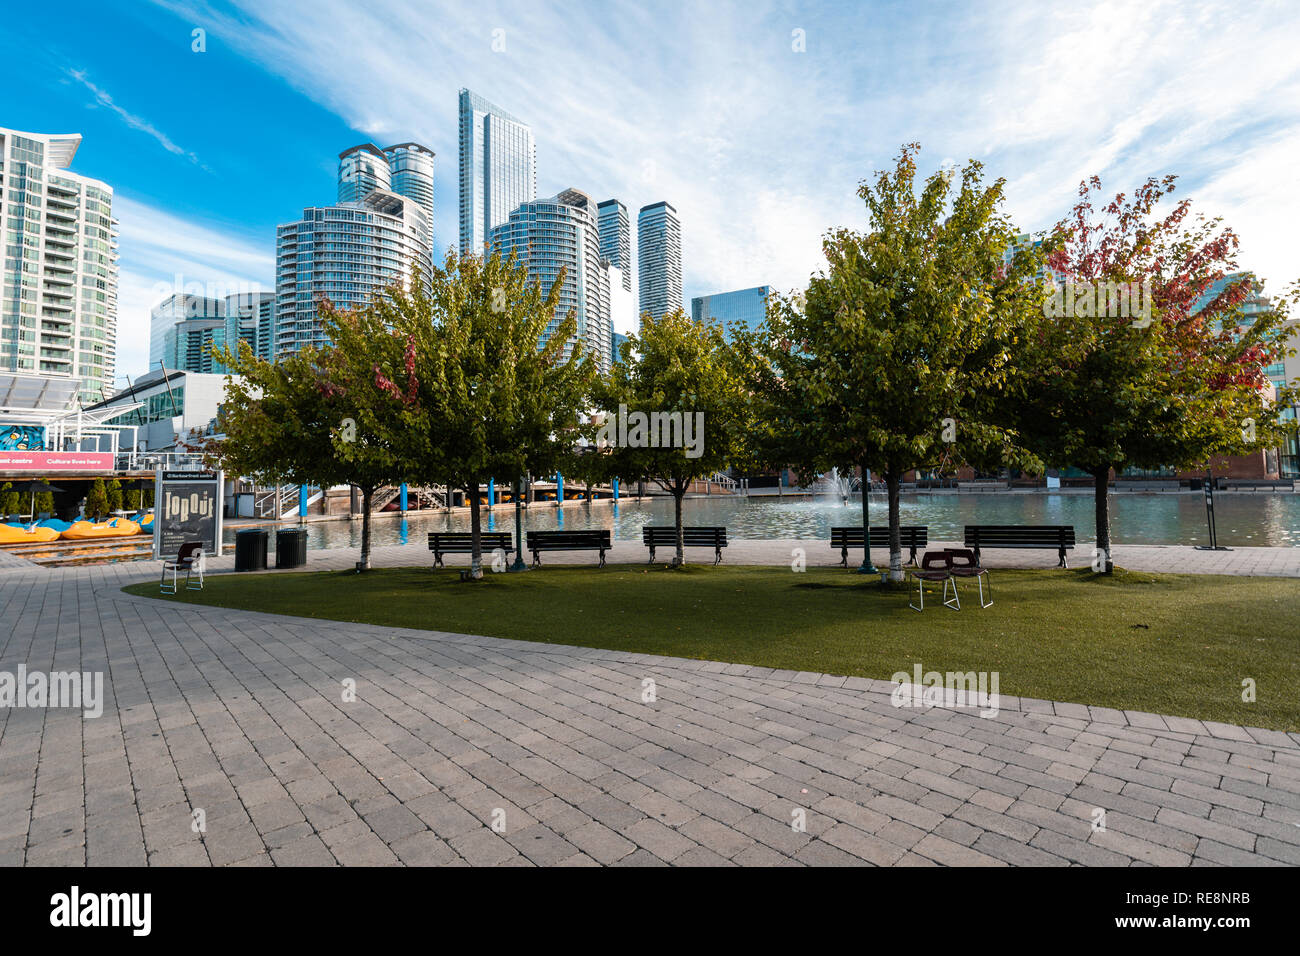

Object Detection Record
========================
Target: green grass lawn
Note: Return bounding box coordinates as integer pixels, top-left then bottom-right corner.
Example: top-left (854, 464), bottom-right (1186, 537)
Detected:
top-left (125, 565), bottom-right (1300, 731)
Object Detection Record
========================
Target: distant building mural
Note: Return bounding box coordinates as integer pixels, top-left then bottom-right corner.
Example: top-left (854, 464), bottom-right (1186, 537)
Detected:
top-left (0, 425), bottom-right (45, 451)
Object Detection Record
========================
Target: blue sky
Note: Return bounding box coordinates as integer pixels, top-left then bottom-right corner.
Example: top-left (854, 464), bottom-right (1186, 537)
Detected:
top-left (4, 0), bottom-right (1299, 381)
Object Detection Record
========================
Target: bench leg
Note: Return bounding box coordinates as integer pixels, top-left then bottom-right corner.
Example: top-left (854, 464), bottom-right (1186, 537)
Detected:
top-left (839, 546), bottom-right (848, 568)
top-left (532, 550), bottom-right (541, 568)
top-left (598, 549), bottom-right (606, 569)
top-left (648, 545), bottom-right (655, 564)
top-left (1058, 548), bottom-right (1067, 568)
top-left (714, 546), bottom-right (722, 566)
top-left (908, 545), bottom-right (918, 566)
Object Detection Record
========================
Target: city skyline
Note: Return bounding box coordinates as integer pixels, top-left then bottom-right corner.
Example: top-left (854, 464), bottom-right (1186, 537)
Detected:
top-left (4, 0), bottom-right (1299, 381)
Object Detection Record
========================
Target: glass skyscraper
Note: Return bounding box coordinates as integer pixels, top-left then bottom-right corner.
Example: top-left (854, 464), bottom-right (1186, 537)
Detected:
top-left (637, 201), bottom-right (681, 323)
top-left (597, 199), bottom-right (632, 293)
top-left (489, 188), bottom-right (613, 375)
top-left (0, 128), bottom-right (117, 402)
top-left (692, 285), bottom-right (771, 337)
top-left (150, 291), bottom-right (275, 374)
top-left (458, 89), bottom-right (536, 257)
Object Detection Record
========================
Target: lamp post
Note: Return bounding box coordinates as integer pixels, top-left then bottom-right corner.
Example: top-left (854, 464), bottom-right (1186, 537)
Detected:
top-left (509, 475), bottom-right (528, 572)
top-left (854, 468), bottom-right (878, 575)
top-left (1194, 467), bottom-right (1233, 552)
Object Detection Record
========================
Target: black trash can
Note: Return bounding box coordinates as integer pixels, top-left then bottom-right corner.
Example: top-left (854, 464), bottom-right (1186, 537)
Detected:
top-left (275, 527), bottom-right (309, 568)
top-left (234, 529), bottom-right (268, 572)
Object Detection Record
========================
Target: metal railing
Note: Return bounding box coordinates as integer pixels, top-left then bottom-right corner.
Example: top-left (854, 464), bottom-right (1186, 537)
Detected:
top-left (116, 451), bottom-right (210, 472)
top-left (708, 472), bottom-right (740, 493)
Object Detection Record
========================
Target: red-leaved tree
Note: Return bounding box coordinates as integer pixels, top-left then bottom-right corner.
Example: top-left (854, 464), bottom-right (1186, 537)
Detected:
top-left (1005, 176), bottom-right (1297, 570)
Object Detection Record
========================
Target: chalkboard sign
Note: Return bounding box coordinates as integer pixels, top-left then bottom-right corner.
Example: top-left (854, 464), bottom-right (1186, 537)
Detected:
top-left (153, 469), bottom-right (224, 558)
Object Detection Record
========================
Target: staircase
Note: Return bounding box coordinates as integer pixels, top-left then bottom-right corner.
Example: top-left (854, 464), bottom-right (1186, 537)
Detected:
top-left (708, 472), bottom-right (740, 493)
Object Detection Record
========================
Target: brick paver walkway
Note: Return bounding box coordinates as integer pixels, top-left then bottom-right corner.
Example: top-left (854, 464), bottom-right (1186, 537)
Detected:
top-left (1, 554), bottom-right (1298, 866)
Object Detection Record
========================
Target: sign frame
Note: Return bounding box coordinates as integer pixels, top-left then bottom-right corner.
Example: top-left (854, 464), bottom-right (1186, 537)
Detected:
top-left (153, 468), bottom-right (224, 559)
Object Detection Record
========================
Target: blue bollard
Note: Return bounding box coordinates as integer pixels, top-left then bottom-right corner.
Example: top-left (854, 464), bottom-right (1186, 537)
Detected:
top-left (298, 484), bottom-right (308, 520)
top-left (556, 473), bottom-right (563, 506)
top-left (612, 478), bottom-right (619, 501)
top-left (399, 482), bottom-right (408, 514)
top-left (488, 478), bottom-right (495, 510)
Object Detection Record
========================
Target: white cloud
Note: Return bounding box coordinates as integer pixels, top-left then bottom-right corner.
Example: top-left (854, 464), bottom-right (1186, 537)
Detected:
top-left (67, 69), bottom-right (207, 168)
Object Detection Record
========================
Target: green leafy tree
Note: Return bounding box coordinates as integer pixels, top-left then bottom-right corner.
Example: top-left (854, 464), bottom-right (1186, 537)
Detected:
top-left (754, 144), bottom-right (1046, 580)
top-left (1006, 176), bottom-right (1299, 571)
top-left (215, 296), bottom-right (413, 571)
top-left (106, 479), bottom-right (123, 514)
top-left (0, 483), bottom-right (16, 517)
top-left (591, 309), bottom-right (756, 566)
top-left (34, 490), bottom-right (55, 515)
top-left (85, 478), bottom-right (109, 520)
top-left (368, 249), bottom-right (596, 578)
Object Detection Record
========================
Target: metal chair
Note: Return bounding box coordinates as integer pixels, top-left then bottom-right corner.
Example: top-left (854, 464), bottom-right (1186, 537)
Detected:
top-left (161, 541), bottom-right (205, 593)
top-left (945, 547), bottom-right (992, 609)
top-left (909, 551), bottom-right (959, 611)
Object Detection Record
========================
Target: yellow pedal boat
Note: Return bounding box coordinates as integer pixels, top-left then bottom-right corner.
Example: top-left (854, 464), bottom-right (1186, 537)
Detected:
top-left (60, 518), bottom-right (141, 540)
top-left (0, 524), bottom-right (62, 544)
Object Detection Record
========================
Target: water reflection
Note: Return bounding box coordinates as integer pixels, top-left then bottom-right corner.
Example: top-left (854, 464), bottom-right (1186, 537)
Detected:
top-left (227, 494), bottom-right (1300, 552)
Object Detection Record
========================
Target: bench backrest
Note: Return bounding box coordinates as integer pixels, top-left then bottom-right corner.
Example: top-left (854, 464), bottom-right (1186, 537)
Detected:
top-left (428, 532), bottom-right (513, 549)
top-left (963, 525), bottom-right (1076, 549)
top-left (527, 530), bottom-right (612, 548)
top-left (831, 526), bottom-right (928, 547)
top-left (642, 526), bottom-right (727, 546)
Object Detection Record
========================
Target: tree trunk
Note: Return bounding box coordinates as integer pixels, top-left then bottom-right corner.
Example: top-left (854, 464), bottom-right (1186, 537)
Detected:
top-left (358, 486), bottom-right (373, 572)
top-left (1094, 467), bottom-right (1113, 573)
top-left (886, 469), bottom-right (903, 582)
top-left (672, 484), bottom-right (685, 567)
top-left (468, 482), bottom-right (483, 579)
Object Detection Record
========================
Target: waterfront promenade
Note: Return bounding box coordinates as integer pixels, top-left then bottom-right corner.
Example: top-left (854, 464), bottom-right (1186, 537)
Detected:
top-left (1, 543), bottom-right (1298, 867)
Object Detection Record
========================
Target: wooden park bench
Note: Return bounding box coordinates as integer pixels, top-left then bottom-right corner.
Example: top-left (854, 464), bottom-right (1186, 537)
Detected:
top-left (963, 524), bottom-right (1076, 568)
top-left (428, 531), bottom-right (514, 567)
top-left (526, 529), bottom-right (612, 567)
top-left (642, 526), bottom-right (728, 565)
top-left (830, 526), bottom-right (928, 567)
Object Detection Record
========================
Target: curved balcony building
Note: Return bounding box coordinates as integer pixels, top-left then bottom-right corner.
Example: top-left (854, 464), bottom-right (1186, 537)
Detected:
top-left (489, 188), bottom-right (613, 375)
